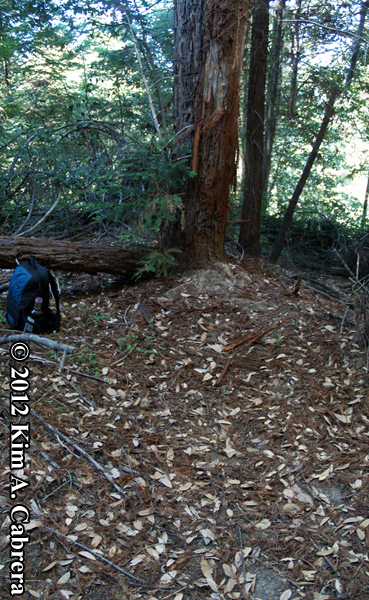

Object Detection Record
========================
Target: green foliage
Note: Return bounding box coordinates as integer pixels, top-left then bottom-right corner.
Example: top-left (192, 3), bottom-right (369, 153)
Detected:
top-left (1, 0), bottom-right (368, 268)
top-left (72, 347), bottom-right (101, 375)
top-left (247, 0), bottom-right (369, 248)
top-left (118, 327), bottom-right (163, 355)
top-left (134, 247), bottom-right (182, 279)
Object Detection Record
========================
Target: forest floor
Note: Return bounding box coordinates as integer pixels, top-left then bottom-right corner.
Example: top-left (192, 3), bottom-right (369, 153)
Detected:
top-left (0, 257), bottom-right (369, 600)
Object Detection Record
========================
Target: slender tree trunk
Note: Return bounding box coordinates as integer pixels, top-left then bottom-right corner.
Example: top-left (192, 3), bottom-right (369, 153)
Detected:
top-left (262, 0), bottom-right (285, 210)
top-left (124, 14), bottom-right (163, 142)
top-left (270, 0), bottom-right (369, 263)
top-left (262, 0), bottom-right (286, 211)
top-left (289, 0), bottom-right (302, 120)
top-left (168, 0), bottom-right (250, 264)
top-left (3, 58), bottom-right (9, 86)
top-left (362, 172), bottom-right (369, 230)
top-left (238, 0), bottom-right (269, 256)
top-left (137, 33), bottom-right (168, 139)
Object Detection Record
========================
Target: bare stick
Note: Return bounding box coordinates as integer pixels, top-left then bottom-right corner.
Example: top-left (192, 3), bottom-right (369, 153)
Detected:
top-left (15, 189), bottom-right (62, 237)
top-left (334, 248), bottom-right (356, 280)
top-left (12, 183), bottom-right (36, 236)
top-left (42, 525), bottom-right (146, 585)
top-left (59, 374), bottom-right (94, 408)
top-left (293, 272), bottom-right (302, 295)
top-left (0, 333), bottom-right (74, 355)
top-left (216, 321), bottom-right (283, 386)
top-left (31, 408), bottom-right (137, 497)
top-left (2, 351), bottom-right (111, 383)
top-left (340, 305), bottom-right (350, 335)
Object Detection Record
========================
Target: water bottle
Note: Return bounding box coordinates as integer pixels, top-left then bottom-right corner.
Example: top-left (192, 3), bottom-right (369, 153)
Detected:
top-left (24, 297), bottom-right (43, 333)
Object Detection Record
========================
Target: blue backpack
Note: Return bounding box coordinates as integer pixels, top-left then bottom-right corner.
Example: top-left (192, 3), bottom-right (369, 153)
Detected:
top-left (6, 257), bottom-right (61, 333)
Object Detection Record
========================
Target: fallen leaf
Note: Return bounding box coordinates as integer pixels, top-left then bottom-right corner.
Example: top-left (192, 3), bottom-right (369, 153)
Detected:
top-left (160, 475), bottom-right (173, 488)
top-left (74, 523), bottom-right (88, 532)
top-left (130, 555), bottom-right (145, 566)
top-left (160, 570), bottom-right (177, 584)
top-left (146, 547), bottom-right (160, 560)
top-left (57, 572), bottom-right (71, 585)
top-left (255, 519), bottom-right (271, 530)
top-left (42, 561), bottom-right (57, 572)
top-left (334, 413), bottom-right (351, 424)
top-left (201, 558), bottom-right (218, 592)
top-left (79, 565), bottom-right (93, 573)
top-left (78, 551), bottom-right (96, 561)
top-left (200, 528), bottom-right (215, 541)
top-left (317, 547), bottom-right (333, 556)
top-left (106, 387), bottom-right (117, 396)
top-left (91, 535), bottom-right (102, 548)
top-left (223, 564), bottom-right (236, 578)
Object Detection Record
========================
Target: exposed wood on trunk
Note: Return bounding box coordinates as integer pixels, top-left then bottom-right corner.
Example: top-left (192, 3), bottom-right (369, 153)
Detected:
top-left (0, 236), bottom-right (146, 275)
top-left (169, 0), bottom-right (251, 264)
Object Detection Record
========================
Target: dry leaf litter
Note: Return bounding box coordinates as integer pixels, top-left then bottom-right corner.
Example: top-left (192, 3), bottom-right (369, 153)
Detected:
top-left (0, 259), bottom-right (368, 600)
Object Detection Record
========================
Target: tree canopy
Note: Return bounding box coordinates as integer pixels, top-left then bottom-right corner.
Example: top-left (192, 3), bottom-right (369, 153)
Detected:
top-left (1, 0), bottom-right (369, 273)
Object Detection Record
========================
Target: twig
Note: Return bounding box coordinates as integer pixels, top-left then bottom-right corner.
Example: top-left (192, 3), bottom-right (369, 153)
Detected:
top-left (216, 321), bottom-right (284, 386)
top-left (15, 189), bottom-right (63, 237)
top-left (237, 527), bottom-right (251, 600)
top-left (42, 525), bottom-right (146, 585)
top-left (340, 305), bottom-right (350, 335)
top-left (222, 331), bottom-right (263, 352)
top-left (12, 183), bottom-right (36, 236)
top-left (31, 408), bottom-right (137, 497)
top-left (334, 248), bottom-right (356, 279)
top-left (19, 353), bottom-right (111, 383)
top-left (59, 374), bottom-right (94, 408)
top-left (138, 302), bottom-right (152, 324)
top-left (292, 272), bottom-right (302, 295)
top-left (302, 282), bottom-right (348, 306)
top-left (0, 333), bottom-right (74, 355)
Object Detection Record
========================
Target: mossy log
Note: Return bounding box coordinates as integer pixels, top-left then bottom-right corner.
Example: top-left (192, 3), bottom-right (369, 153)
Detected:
top-left (0, 237), bottom-right (146, 275)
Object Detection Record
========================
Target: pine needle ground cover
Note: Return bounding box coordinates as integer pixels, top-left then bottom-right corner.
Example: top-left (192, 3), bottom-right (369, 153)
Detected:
top-left (0, 260), bottom-right (368, 600)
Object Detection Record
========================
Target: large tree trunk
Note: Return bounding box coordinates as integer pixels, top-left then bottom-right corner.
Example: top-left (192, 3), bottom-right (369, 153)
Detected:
top-left (0, 237), bottom-right (145, 275)
top-left (270, 0), bottom-right (369, 263)
top-left (238, 0), bottom-right (269, 256)
top-left (168, 0), bottom-right (250, 264)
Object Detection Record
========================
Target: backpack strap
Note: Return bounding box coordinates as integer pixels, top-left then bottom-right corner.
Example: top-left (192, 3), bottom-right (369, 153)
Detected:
top-left (27, 256), bottom-right (38, 270)
top-left (48, 271), bottom-right (61, 332)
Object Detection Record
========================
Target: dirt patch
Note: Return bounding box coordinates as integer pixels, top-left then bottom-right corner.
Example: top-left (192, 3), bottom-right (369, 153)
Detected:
top-left (0, 258), bottom-right (368, 600)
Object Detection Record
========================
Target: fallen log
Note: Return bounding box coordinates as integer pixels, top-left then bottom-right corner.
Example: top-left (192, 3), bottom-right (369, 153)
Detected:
top-left (0, 236), bottom-right (146, 275)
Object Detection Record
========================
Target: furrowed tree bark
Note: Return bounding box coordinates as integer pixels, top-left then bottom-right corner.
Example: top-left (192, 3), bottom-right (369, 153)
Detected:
top-left (0, 237), bottom-right (146, 275)
top-left (270, 0), bottom-right (369, 264)
top-left (168, 0), bottom-right (251, 264)
top-left (238, 0), bottom-right (269, 256)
